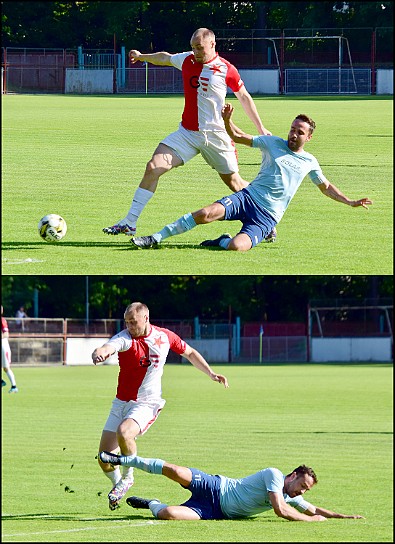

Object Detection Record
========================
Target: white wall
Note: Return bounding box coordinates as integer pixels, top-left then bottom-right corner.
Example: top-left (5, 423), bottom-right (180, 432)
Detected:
top-left (65, 69), bottom-right (113, 94)
top-left (66, 337), bottom-right (118, 365)
top-left (65, 338), bottom-right (229, 365)
top-left (376, 70), bottom-right (393, 95)
top-left (311, 337), bottom-right (392, 362)
top-left (239, 69), bottom-right (279, 94)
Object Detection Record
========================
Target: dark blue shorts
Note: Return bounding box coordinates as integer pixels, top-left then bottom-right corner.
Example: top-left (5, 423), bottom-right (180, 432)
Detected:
top-left (217, 189), bottom-right (277, 247)
top-left (180, 468), bottom-right (225, 520)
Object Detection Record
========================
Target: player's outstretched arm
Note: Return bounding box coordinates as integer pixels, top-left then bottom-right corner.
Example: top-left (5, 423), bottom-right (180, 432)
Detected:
top-left (92, 344), bottom-right (116, 365)
top-left (268, 493), bottom-right (326, 522)
top-left (305, 504), bottom-right (365, 519)
top-left (222, 104), bottom-right (253, 147)
top-left (318, 181), bottom-right (373, 209)
top-left (129, 49), bottom-right (173, 66)
top-left (182, 344), bottom-right (229, 388)
top-left (234, 87), bottom-right (272, 135)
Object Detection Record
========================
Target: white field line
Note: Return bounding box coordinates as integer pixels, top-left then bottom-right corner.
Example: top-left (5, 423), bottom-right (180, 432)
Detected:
top-left (2, 519), bottom-right (160, 538)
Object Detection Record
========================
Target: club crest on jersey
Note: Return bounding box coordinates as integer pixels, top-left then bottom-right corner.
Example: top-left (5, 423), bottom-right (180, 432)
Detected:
top-left (190, 75), bottom-right (200, 88)
top-left (139, 356), bottom-right (151, 367)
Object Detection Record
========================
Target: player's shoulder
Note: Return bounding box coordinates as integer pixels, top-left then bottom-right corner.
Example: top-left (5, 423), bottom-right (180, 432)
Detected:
top-left (170, 51), bottom-right (193, 64)
top-left (253, 135), bottom-right (283, 148)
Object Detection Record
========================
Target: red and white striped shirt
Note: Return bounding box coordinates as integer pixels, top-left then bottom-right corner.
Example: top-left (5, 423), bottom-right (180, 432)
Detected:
top-left (1, 317), bottom-right (9, 335)
top-left (107, 325), bottom-right (186, 402)
top-left (170, 52), bottom-right (244, 131)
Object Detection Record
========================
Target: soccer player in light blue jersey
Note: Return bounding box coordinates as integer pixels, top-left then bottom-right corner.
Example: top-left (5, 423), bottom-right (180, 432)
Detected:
top-left (130, 104), bottom-right (372, 251)
top-left (99, 451), bottom-right (364, 521)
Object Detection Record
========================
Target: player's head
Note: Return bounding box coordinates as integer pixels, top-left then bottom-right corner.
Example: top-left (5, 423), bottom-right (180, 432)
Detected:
top-left (190, 28), bottom-right (216, 63)
top-left (124, 302), bottom-right (150, 337)
top-left (287, 114), bottom-right (316, 152)
top-left (284, 465), bottom-right (317, 498)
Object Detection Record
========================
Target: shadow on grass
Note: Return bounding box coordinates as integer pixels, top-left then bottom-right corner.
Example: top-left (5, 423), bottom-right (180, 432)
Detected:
top-left (1, 512), bottom-right (150, 521)
top-left (3, 241), bottom-right (280, 252)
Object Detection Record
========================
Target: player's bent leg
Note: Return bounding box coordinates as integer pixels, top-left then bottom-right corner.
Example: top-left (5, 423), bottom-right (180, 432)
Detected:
top-left (116, 418), bottom-right (140, 456)
top-left (228, 233), bottom-right (253, 251)
top-left (162, 464), bottom-right (193, 487)
top-left (192, 202), bottom-right (226, 224)
top-left (218, 172), bottom-right (249, 193)
top-left (98, 431), bottom-right (120, 471)
top-left (140, 143), bottom-right (184, 193)
top-left (157, 505), bottom-right (201, 520)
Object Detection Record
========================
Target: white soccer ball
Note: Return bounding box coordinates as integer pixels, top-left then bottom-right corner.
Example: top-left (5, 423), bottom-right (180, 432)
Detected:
top-left (38, 214), bottom-right (67, 242)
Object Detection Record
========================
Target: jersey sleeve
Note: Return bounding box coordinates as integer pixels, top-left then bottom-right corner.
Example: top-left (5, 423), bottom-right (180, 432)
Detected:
top-left (162, 328), bottom-right (187, 355)
top-left (106, 331), bottom-right (129, 353)
top-left (170, 52), bottom-right (192, 71)
top-left (288, 495), bottom-right (313, 513)
top-left (223, 60), bottom-right (244, 93)
top-left (262, 468), bottom-right (285, 493)
top-left (308, 157), bottom-right (329, 186)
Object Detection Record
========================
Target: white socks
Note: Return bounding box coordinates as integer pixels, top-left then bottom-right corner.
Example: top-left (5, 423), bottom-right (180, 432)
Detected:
top-left (105, 467), bottom-right (122, 485)
top-left (126, 187), bottom-right (154, 225)
top-left (5, 369), bottom-right (16, 387)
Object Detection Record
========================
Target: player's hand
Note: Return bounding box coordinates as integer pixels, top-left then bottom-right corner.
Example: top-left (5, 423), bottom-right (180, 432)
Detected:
top-left (212, 373), bottom-right (229, 388)
top-left (222, 103), bottom-right (234, 121)
top-left (351, 197), bottom-right (373, 209)
top-left (343, 514), bottom-right (365, 519)
top-left (261, 127), bottom-right (272, 136)
top-left (311, 514), bottom-right (327, 521)
top-left (129, 50), bottom-right (142, 63)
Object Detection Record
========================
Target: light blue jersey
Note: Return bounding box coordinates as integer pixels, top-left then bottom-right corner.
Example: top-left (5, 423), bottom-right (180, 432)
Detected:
top-left (246, 136), bottom-right (327, 222)
top-left (219, 467), bottom-right (312, 519)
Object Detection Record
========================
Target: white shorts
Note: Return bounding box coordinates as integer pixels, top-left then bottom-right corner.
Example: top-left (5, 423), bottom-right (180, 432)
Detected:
top-left (2, 339), bottom-right (11, 368)
top-left (161, 123), bottom-right (239, 175)
top-left (103, 397), bottom-right (166, 436)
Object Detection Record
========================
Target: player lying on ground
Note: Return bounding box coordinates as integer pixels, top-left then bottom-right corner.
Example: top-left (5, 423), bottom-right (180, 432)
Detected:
top-left (99, 450), bottom-right (364, 521)
top-left (130, 104), bottom-right (372, 251)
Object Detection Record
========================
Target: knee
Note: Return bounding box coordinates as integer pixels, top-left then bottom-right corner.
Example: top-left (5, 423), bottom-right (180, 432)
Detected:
top-left (227, 238), bottom-right (252, 251)
top-left (193, 208), bottom-right (210, 224)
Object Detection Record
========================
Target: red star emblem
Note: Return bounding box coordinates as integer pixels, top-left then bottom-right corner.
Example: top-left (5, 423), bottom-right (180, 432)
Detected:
top-left (209, 65), bottom-right (222, 74)
top-left (154, 336), bottom-right (166, 347)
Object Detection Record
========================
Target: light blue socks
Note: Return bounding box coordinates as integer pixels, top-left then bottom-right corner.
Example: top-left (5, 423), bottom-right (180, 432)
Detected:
top-left (119, 454), bottom-right (164, 475)
top-left (153, 213), bottom-right (196, 242)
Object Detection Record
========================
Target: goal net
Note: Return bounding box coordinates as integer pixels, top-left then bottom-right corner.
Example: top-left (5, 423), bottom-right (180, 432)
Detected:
top-left (308, 304), bottom-right (393, 339)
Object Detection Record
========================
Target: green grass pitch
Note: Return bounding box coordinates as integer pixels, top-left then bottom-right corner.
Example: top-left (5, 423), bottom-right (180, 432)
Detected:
top-left (1, 363), bottom-right (393, 542)
top-left (1, 94), bottom-right (393, 275)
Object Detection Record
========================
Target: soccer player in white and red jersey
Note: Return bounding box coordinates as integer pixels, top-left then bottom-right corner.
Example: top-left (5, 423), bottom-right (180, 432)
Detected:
top-left (91, 301), bottom-right (228, 511)
top-left (103, 27), bottom-right (276, 241)
top-left (1, 305), bottom-right (18, 393)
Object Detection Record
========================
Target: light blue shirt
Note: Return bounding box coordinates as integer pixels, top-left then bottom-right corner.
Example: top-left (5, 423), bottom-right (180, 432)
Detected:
top-left (245, 135), bottom-right (327, 222)
top-left (219, 467), bottom-right (312, 519)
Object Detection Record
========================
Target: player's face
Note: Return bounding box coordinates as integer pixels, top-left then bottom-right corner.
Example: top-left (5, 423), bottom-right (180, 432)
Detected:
top-left (124, 310), bottom-right (149, 337)
top-left (190, 34), bottom-right (216, 63)
top-left (287, 120), bottom-right (312, 152)
top-left (285, 473), bottom-right (315, 498)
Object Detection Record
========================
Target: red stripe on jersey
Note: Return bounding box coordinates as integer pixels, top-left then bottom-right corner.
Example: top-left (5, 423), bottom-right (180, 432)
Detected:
top-left (117, 341), bottom-right (150, 401)
top-left (181, 55), bottom-right (203, 131)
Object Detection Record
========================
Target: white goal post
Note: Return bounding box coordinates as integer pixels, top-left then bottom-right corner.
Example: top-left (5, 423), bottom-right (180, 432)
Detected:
top-left (307, 304), bottom-right (393, 362)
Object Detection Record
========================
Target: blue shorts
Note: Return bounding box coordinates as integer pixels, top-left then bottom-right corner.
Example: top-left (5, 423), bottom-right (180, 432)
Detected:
top-left (217, 189), bottom-right (277, 247)
top-left (180, 468), bottom-right (225, 520)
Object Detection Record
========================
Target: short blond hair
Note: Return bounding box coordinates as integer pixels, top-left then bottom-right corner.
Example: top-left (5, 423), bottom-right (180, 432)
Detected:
top-left (124, 302), bottom-right (149, 317)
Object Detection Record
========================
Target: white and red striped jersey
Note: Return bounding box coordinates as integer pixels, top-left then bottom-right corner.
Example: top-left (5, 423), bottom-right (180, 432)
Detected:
top-left (1, 317), bottom-right (9, 335)
top-left (106, 325), bottom-right (187, 402)
top-left (170, 52), bottom-right (244, 132)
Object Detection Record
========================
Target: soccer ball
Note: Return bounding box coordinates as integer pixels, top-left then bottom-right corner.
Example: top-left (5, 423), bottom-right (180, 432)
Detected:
top-left (38, 214), bottom-right (67, 242)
